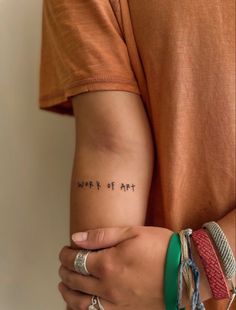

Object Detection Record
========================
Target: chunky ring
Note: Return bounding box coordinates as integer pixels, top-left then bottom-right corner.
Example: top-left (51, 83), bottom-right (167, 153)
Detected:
top-left (74, 249), bottom-right (91, 276)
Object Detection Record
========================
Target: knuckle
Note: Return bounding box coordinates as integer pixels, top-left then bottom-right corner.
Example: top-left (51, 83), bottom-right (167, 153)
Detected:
top-left (104, 286), bottom-right (119, 302)
top-left (58, 246), bottom-right (68, 262)
top-left (65, 273), bottom-right (74, 287)
top-left (70, 301), bottom-right (79, 310)
top-left (58, 265), bottom-right (63, 278)
top-left (59, 267), bottom-right (74, 288)
top-left (100, 255), bottom-right (114, 277)
top-left (72, 300), bottom-right (86, 310)
top-left (60, 291), bottom-right (67, 302)
top-left (59, 288), bottom-right (68, 303)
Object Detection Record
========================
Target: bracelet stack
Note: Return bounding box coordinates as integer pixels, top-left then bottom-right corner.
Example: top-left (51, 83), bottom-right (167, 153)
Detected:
top-left (163, 221), bottom-right (236, 310)
top-left (201, 221), bottom-right (236, 309)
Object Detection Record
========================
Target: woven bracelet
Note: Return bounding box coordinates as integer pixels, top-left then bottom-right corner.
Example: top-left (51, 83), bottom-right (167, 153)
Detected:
top-left (179, 229), bottom-right (195, 301)
top-left (191, 228), bottom-right (230, 299)
top-left (178, 229), bottom-right (205, 310)
top-left (202, 221), bottom-right (236, 280)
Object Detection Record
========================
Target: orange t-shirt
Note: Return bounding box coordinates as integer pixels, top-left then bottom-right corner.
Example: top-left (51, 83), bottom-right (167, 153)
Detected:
top-left (39, 1), bottom-right (235, 309)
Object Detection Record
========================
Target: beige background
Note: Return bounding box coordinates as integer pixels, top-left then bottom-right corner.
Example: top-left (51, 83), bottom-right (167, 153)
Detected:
top-left (0, 1), bottom-right (74, 309)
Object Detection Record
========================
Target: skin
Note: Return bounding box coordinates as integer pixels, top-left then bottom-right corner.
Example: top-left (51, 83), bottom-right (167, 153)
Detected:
top-left (57, 208), bottom-right (235, 309)
top-left (58, 91), bottom-right (235, 309)
top-left (69, 91), bottom-right (154, 234)
top-left (59, 226), bottom-right (173, 310)
top-left (67, 90), bottom-right (154, 310)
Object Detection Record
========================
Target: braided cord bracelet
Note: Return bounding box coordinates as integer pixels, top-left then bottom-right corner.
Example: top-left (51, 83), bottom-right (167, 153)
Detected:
top-left (202, 221), bottom-right (236, 280)
top-left (191, 228), bottom-right (230, 299)
top-left (178, 229), bottom-right (205, 310)
top-left (185, 230), bottom-right (205, 310)
top-left (179, 229), bottom-right (195, 301)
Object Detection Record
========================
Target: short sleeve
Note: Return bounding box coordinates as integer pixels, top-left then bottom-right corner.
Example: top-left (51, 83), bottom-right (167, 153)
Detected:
top-left (38, 0), bottom-right (141, 116)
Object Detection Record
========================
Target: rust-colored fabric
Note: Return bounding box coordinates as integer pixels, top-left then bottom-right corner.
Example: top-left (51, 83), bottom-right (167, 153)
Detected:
top-left (39, 1), bottom-right (235, 309)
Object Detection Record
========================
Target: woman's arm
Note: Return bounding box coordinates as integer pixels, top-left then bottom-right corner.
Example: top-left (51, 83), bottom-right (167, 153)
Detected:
top-left (60, 209), bottom-right (235, 309)
top-left (69, 90), bottom-right (154, 246)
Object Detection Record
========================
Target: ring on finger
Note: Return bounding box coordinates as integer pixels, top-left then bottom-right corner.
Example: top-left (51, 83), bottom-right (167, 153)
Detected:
top-left (74, 249), bottom-right (91, 276)
top-left (88, 296), bottom-right (105, 310)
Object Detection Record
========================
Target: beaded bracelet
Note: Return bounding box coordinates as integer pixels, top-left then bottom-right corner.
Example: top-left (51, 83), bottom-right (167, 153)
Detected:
top-left (191, 228), bottom-right (230, 299)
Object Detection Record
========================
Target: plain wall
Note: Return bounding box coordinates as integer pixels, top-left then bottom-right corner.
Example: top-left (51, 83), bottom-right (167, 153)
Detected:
top-left (0, 1), bottom-right (74, 309)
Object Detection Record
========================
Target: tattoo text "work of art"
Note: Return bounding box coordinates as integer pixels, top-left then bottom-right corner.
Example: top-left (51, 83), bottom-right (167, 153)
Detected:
top-left (76, 180), bottom-right (136, 192)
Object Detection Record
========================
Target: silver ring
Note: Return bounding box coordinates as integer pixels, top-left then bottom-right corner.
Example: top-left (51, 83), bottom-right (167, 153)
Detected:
top-left (74, 249), bottom-right (91, 276)
top-left (88, 296), bottom-right (98, 310)
top-left (88, 296), bottom-right (105, 310)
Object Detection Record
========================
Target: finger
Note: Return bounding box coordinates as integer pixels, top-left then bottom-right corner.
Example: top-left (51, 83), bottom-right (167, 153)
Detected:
top-left (59, 246), bottom-right (102, 278)
top-left (58, 266), bottom-right (102, 297)
top-left (58, 282), bottom-right (91, 310)
top-left (58, 282), bottom-right (114, 310)
top-left (72, 226), bottom-right (139, 250)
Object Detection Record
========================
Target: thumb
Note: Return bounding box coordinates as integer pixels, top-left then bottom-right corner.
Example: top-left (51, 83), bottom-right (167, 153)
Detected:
top-left (71, 226), bottom-right (139, 250)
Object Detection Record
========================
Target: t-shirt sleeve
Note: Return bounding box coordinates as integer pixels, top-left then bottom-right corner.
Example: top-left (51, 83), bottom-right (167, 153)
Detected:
top-left (38, 0), bottom-right (141, 116)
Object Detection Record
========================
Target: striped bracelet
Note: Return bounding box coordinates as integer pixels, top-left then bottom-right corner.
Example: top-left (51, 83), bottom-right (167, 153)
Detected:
top-left (202, 221), bottom-right (236, 280)
top-left (191, 228), bottom-right (230, 299)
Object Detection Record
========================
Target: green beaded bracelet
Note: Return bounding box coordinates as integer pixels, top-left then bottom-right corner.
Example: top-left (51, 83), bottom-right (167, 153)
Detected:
top-left (164, 233), bottom-right (182, 310)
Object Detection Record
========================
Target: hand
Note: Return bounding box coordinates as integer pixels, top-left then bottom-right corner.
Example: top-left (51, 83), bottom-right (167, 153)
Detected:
top-left (58, 226), bottom-right (174, 310)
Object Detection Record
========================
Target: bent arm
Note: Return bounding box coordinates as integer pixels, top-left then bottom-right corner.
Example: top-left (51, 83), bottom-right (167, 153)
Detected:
top-left (69, 90), bottom-right (154, 246)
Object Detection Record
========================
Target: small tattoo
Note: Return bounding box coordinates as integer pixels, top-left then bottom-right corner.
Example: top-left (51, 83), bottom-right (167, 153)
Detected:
top-left (120, 183), bottom-right (136, 192)
top-left (76, 180), bottom-right (136, 192)
top-left (107, 181), bottom-right (115, 190)
top-left (96, 181), bottom-right (101, 190)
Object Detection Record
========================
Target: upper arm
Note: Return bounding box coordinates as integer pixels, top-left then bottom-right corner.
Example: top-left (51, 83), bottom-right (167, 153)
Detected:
top-left (70, 90), bottom-right (155, 229)
top-left (39, 1), bottom-right (155, 229)
top-left (72, 90), bottom-right (154, 155)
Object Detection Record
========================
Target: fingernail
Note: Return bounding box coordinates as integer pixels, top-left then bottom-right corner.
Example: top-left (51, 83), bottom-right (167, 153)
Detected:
top-left (72, 232), bottom-right (88, 242)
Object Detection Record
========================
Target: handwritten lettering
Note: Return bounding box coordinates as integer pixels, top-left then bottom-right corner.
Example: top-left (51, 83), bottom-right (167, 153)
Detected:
top-left (76, 180), bottom-right (136, 192)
